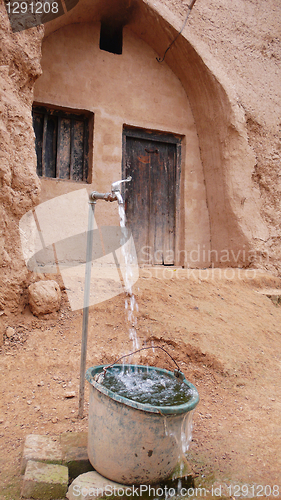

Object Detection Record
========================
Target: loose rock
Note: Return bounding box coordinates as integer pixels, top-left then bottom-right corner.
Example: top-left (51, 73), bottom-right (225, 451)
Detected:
top-left (64, 391), bottom-right (76, 399)
top-left (67, 471), bottom-right (132, 500)
top-left (5, 326), bottom-right (15, 338)
top-left (28, 281), bottom-right (61, 316)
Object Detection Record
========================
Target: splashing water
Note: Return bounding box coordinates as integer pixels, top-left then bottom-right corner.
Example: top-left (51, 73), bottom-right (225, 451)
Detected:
top-left (100, 366), bottom-right (195, 406)
top-left (118, 200), bottom-right (139, 351)
top-left (164, 409), bottom-right (195, 492)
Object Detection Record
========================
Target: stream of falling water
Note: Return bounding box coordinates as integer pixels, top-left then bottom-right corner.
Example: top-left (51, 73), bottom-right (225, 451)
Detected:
top-left (118, 200), bottom-right (139, 351)
top-left (116, 193), bottom-right (196, 497)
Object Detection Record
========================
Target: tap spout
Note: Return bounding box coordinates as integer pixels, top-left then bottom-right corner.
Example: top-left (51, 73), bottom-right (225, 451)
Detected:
top-left (111, 176), bottom-right (132, 193)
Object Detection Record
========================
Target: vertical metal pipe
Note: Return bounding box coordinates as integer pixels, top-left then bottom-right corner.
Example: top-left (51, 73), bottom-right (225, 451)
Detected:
top-left (78, 198), bottom-right (96, 418)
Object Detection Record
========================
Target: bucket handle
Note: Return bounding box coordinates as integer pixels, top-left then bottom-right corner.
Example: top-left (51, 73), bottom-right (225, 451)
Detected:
top-left (99, 346), bottom-right (185, 381)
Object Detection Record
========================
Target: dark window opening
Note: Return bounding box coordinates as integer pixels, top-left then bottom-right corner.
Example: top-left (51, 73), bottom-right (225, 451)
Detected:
top-left (99, 21), bottom-right (123, 55)
top-left (32, 105), bottom-right (90, 182)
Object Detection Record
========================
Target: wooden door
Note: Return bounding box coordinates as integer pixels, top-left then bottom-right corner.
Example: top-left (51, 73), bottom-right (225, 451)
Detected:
top-left (123, 129), bottom-right (180, 265)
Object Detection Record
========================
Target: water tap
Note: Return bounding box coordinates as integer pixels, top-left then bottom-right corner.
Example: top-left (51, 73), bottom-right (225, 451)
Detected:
top-left (111, 176), bottom-right (132, 205)
top-left (89, 176), bottom-right (132, 204)
top-left (111, 176), bottom-right (132, 193)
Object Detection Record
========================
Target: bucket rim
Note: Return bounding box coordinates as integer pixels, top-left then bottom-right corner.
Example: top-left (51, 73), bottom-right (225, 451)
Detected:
top-left (85, 364), bottom-right (199, 415)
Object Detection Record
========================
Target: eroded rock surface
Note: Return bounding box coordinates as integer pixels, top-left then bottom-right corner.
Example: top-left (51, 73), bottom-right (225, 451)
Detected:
top-left (0, 5), bottom-right (43, 311)
top-left (28, 280), bottom-right (61, 316)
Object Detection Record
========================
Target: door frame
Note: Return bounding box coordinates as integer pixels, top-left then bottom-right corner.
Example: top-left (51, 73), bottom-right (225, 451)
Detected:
top-left (122, 126), bottom-right (182, 266)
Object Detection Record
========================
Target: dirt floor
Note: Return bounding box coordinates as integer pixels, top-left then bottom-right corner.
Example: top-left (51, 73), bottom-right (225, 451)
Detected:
top-left (0, 268), bottom-right (281, 499)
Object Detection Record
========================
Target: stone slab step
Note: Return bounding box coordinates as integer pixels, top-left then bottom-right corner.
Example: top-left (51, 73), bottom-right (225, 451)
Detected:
top-left (67, 471), bottom-right (133, 500)
top-left (61, 432), bottom-right (94, 478)
top-left (21, 460), bottom-right (68, 500)
top-left (67, 459), bottom-right (194, 500)
top-left (21, 432), bottom-right (94, 477)
top-left (21, 434), bottom-right (62, 474)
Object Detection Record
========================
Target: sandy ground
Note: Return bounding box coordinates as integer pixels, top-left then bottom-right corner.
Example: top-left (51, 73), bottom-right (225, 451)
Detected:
top-left (0, 268), bottom-right (281, 499)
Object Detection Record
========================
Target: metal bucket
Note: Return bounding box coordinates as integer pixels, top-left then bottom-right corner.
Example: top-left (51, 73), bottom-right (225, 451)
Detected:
top-left (85, 364), bottom-right (199, 485)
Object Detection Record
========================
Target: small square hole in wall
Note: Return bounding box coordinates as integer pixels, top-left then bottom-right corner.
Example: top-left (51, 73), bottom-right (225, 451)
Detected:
top-left (99, 21), bottom-right (123, 55)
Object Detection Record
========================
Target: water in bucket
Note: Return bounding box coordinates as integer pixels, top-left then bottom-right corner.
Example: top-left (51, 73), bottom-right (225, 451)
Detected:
top-left (99, 366), bottom-right (196, 407)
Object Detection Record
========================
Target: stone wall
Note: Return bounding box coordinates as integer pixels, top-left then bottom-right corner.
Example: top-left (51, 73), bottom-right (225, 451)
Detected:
top-left (0, 1), bottom-right (43, 311)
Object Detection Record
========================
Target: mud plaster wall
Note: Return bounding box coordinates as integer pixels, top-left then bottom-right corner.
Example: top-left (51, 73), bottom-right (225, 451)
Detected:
top-left (146, 0), bottom-right (281, 272)
top-left (0, 1), bottom-right (43, 312)
top-left (34, 22), bottom-right (211, 266)
top-left (38, 0), bottom-right (271, 269)
top-left (133, 0), bottom-right (269, 268)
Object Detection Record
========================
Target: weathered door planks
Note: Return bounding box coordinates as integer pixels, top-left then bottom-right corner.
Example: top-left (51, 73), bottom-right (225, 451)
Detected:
top-left (123, 129), bottom-right (180, 266)
top-left (125, 137), bottom-right (151, 263)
